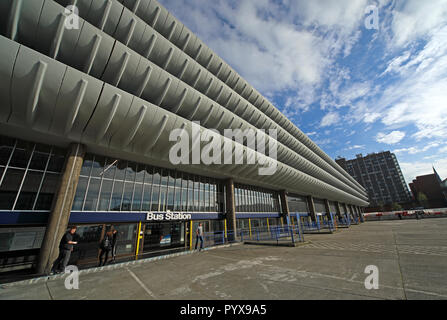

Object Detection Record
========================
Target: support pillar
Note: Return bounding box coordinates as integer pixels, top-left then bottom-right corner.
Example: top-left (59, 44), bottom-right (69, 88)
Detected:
top-left (358, 206), bottom-right (365, 223)
top-left (225, 178), bottom-right (237, 242)
top-left (36, 143), bottom-right (86, 275)
top-left (335, 201), bottom-right (342, 219)
top-left (279, 190), bottom-right (291, 223)
top-left (307, 196), bottom-right (317, 222)
top-left (323, 199), bottom-right (332, 221)
top-left (342, 203), bottom-right (348, 218)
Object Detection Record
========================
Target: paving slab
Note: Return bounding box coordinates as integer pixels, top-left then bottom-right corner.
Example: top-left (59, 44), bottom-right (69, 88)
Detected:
top-left (1, 219), bottom-right (447, 300)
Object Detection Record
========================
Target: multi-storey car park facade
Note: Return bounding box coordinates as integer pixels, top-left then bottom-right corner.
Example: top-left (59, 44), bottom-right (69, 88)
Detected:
top-left (0, 0), bottom-right (369, 274)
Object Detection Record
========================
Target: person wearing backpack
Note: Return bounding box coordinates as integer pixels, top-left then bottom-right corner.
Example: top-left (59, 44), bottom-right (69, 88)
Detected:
top-left (98, 231), bottom-right (113, 267)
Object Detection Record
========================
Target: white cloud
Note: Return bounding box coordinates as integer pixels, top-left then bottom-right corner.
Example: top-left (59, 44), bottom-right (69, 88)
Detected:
top-left (363, 113), bottom-right (381, 124)
top-left (391, 0), bottom-right (447, 47)
top-left (393, 142), bottom-right (441, 155)
top-left (376, 131), bottom-right (406, 144)
top-left (346, 145), bottom-right (366, 150)
top-left (400, 158), bottom-right (447, 186)
top-left (320, 112), bottom-right (340, 127)
top-left (160, 0), bottom-right (370, 110)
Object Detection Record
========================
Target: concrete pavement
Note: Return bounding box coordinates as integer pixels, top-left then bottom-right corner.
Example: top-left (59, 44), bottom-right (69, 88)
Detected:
top-left (1, 219), bottom-right (447, 300)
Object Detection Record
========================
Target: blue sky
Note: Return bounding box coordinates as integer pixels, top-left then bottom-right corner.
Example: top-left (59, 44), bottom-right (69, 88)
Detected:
top-left (159, 0), bottom-right (447, 186)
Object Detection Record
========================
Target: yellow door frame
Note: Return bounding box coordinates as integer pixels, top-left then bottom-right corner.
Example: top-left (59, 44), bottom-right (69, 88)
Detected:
top-left (135, 221), bottom-right (142, 260)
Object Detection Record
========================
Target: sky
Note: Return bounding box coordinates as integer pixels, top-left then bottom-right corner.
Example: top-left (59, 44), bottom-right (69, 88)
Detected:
top-left (159, 0), bottom-right (447, 187)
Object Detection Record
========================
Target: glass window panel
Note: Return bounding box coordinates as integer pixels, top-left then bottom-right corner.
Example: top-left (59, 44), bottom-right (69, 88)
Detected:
top-left (175, 172), bottom-right (182, 189)
top-left (15, 171), bottom-right (43, 210)
top-left (181, 188), bottom-right (188, 211)
top-left (98, 179), bottom-right (112, 211)
top-left (142, 183), bottom-right (153, 211)
top-left (102, 158), bottom-right (117, 179)
top-left (264, 193), bottom-right (269, 212)
top-left (0, 137), bottom-right (15, 166)
top-left (68, 225), bottom-right (103, 265)
top-left (115, 160), bottom-right (127, 181)
top-left (109, 224), bottom-right (137, 255)
top-left (81, 154), bottom-right (94, 177)
top-left (29, 151), bottom-right (50, 171)
top-left (35, 173), bottom-right (60, 210)
top-left (234, 188), bottom-right (239, 212)
top-left (91, 156), bottom-right (106, 177)
top-left (144, 166), bottom-right (153, 185)
top-left (161, 169), bottom-right (168, 187)
top-left (210, 189), bottom-right (215, 212)
top-left (159, 186), bottom-right (167, 211)
top-left (72, 176), bottom-right (88, 211)
top-left (206, 191), bottom-right (210, 212)
top-left (132, 183), bottom-right (143, 211)
top-left (135, 164), bottom-right (145, 183)
top-left (200, 181), bottom-right (205, 212)
top-left (0, 169), bottom-right (25, 210)
top-left (194, 181), bottom-right (199, 212)
top-left (125, 162), bottom-right (137, 182)
top-left (188, 183), bottom-right (194, 212)
top-left (173, 183), bottom-right (181, 211)
top-left (151, 184), bottom-right (160, 211)
top-left (9, 141), bottom-right (33, 168)
top-left (167, 187), bottom-right (174, 211)
top-left (152, 167), bottom-right (161, 185)
top-left (168, 170), bottom-right (175, 187)
top-left (83, 177), bottom-right (101, 211)
top-left (110, 181), bottom-right (124, 211)
top-left (121, 182), bottom-right (133, 211)
top-left (47, 148), bottom-right (66, 173)
top-left (33, 143), bottom-right (51, 154)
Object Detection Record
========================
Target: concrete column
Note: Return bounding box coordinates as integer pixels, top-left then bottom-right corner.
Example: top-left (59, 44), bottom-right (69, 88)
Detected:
top-left (323, 199), bottom-right (332, 221)
top-left (358, 206), bottom-right (365, 223)
top-left (335, 201), bottom-right (342, 219)
top-left (225, 178), bottom-right (237, 241)
top-left (36, 143), bottom-right (86, 275)
top-left (342, 203), bottom-right (348, 217)
top-left (307, 196), bottom-right (317, 222)
top-left (349, 205), bottom-right (355, 219)
top-left (279, 190), bottom-right (290, 223)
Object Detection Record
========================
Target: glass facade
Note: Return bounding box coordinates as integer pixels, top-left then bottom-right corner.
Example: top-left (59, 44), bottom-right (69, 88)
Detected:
top-left (287, 194), bottom-right (309, 213)
top-left (72, 154), bottom-right (224, 213)
top-left (234, 184), bottom-right (280, 213)
top-left (0, 136), bottom-right (65, 211)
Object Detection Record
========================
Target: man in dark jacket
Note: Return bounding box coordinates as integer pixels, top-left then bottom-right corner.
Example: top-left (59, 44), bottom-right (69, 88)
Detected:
top-left (51, 226), bottom-right (78, 274)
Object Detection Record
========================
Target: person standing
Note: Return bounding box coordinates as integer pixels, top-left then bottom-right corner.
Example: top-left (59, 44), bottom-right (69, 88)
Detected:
top-left (51, 226), bottom-right (78, 274)
top-left (111, 229), bottom-right (118, 263)
top-left (195, 223), bottom-right (204, 251)
top-left (98, 231), bottom-right (113, 266)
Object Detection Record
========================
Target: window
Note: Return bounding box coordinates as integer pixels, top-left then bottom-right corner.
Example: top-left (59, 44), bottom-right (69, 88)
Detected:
top-left (71, 153), bottom-right (223, 213)
top-left (0, 136), bottom-right (65, 212)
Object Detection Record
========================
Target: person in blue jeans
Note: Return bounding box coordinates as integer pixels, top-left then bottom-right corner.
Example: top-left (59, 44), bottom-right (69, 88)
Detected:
top-left (195, 223), bottom-right (204, 251)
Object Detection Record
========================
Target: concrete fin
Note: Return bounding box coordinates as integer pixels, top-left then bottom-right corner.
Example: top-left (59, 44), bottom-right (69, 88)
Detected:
top-left (26, 60), bottom-right (48, 125)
